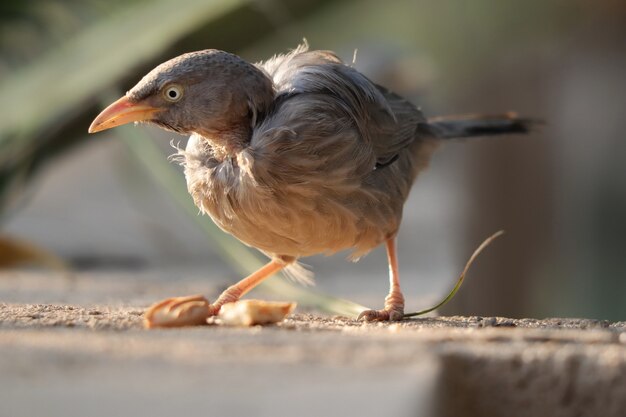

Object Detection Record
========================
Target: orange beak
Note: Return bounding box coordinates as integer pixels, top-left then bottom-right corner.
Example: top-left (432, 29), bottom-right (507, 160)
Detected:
top-left (88, 96), bottom-right (161, 133)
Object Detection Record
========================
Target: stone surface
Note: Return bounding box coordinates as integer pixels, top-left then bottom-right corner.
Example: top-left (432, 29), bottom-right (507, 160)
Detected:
top-left (1, 300), bottom-right (625, 417)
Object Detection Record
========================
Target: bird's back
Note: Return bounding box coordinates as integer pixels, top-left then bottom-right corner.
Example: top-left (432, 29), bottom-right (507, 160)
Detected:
top-left (256, 43), bottom-right (428, 167)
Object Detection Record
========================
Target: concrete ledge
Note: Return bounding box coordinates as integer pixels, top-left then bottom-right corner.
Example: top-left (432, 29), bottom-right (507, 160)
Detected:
top-left (1, 303), bottom-right (625, 417)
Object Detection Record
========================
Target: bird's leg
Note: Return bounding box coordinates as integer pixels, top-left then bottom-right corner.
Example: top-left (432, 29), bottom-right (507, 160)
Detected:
top-left (206, 260), bottom-right (284, 315)
top-left (144, 260), bottom-right (283, 327)
top-left (358, 237), bottom-right (405, 321)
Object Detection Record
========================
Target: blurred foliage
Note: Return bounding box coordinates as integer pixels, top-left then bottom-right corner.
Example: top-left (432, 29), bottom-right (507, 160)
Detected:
top-left (0, 234), bottom-right (68, 272)
top-left (0, 0), bottom-right (248, 220)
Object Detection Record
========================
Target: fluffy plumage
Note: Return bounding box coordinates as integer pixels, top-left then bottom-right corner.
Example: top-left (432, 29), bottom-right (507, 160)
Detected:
top-left (90, 43), bottom-right (531, 320)
top-left (177, 45), bottom-right (438, 266)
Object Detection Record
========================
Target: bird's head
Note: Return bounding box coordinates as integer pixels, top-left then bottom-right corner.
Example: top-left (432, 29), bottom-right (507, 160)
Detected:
top-left (89, 50), bottom-right (274, 140)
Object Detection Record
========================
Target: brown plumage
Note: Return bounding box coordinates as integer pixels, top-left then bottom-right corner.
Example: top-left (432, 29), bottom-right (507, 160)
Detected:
top-left (89, 43), bottom-right (531, 321)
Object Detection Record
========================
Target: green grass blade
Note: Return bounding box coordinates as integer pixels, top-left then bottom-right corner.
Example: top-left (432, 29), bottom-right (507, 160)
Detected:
top-left (404, 230), bottom-right (504, 318)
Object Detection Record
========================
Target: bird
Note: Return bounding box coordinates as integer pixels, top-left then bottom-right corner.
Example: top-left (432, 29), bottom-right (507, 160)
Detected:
top-left (89, 43), bottom-right (531, 322)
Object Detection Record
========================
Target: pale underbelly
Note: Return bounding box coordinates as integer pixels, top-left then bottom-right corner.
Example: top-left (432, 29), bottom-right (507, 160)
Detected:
top-left (204, 195), bottom-right (390, 259)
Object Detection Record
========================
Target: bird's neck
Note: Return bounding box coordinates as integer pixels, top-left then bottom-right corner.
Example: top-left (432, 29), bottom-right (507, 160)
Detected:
top-left (193, 122), bottom-right (251, 161)
top-left (191, 69), bottom-right (274, 160)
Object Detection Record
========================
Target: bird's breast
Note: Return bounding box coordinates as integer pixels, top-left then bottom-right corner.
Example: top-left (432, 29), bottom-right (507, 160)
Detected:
top-left (180, 139), bottom-right (391, 259)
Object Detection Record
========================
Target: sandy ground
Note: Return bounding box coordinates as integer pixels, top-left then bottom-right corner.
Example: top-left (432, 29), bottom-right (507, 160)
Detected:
top-left (1, 272), bottom-right (626, 417)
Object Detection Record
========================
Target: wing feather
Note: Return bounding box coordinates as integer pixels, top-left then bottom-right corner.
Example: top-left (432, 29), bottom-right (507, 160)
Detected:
top-left (256, 43), bottom-right (425, 166)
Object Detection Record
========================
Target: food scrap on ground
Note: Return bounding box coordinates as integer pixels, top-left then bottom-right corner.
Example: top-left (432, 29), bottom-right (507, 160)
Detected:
top-left (143, 297), bottom-right (296, 329)
top-left (217, 300), bottom-right (296, 327)
top-left (144, 294), bottom-right (210, 328)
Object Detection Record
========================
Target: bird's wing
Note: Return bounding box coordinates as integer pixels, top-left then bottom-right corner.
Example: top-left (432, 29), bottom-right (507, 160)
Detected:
top-left (369, 84), bottom-right (426, 165)
top-left (256, 44), bottom-right (425, 167)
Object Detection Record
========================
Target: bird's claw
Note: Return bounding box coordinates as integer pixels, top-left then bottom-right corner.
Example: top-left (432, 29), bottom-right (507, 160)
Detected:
top-left (144, 294), bottom-right (215, 328)
top-left (358, 308), bottom-right (404, 322)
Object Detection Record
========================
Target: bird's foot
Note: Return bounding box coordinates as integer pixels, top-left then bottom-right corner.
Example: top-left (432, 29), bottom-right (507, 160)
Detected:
top-left (357, 291), bottom-right (405, 322)
top-left (144, 294), bottom-right (216, 328)
top-left (357, 307), bottom-right (404, 322)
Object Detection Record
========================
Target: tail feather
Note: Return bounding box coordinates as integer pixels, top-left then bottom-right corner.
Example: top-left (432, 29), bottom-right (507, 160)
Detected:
top-left (423, 112), bottom-right (538, 139)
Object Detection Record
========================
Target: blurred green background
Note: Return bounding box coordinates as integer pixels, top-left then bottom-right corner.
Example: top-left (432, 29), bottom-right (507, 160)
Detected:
top-left (1, 0), bottom-right (625, 320)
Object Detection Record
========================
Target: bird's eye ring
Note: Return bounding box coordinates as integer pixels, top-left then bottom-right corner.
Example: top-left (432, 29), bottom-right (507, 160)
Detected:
top-left (163, 85), bottom-right (183, 102)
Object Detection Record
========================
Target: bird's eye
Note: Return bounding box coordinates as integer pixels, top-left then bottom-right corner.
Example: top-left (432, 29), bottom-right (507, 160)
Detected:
top-left (163, 85), bottom-right (183, 102)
